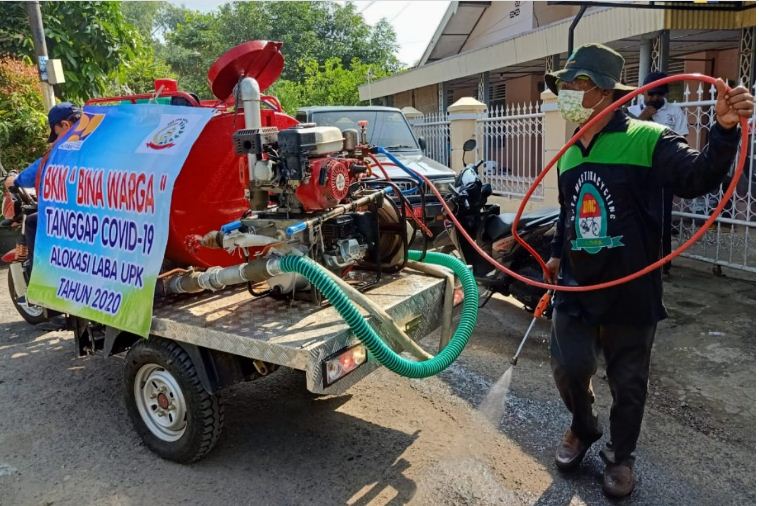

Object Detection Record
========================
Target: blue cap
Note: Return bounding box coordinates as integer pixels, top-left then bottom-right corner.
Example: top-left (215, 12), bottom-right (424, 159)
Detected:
top-left (48, 102), bottom-right (80, 142)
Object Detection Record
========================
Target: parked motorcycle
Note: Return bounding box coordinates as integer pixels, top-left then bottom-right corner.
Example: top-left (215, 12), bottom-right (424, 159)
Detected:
top-left (1, 173), bottom-right (48, 324)
top-left (434, 140), bottom-right (559, 312)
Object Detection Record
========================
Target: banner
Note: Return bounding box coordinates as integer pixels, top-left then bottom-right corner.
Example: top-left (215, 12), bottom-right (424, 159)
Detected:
top-left (27, 104), bottom-right (214, 337)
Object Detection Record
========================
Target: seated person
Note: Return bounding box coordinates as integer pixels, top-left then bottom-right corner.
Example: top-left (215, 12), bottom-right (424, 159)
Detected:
top-left (4, 102), bottom-right (81, 269)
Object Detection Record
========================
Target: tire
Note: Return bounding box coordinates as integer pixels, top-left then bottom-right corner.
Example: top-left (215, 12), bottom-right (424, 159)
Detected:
top-left (124, 338), bottom-right (224, 463)
top-left (8, 268), bottom-right (47, 325)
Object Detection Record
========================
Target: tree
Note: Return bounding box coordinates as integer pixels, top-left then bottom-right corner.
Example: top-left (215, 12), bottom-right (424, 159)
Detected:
top-left (120, 1), bottom-right (164, 41)
top-left (0, 1), bottom-right (149, 102)
top-left (110, 50), bottom-right (175, 96)
top-left (0, 57), bottom-right (48, 171)
top-left (159, 8), bottom-right (222, 97)
top-left (160, 1), bottom-right (400, 98)
top-left (269, 57), bottom-right (390, 115)
top-left (217, 2), bottom-right (401, 78)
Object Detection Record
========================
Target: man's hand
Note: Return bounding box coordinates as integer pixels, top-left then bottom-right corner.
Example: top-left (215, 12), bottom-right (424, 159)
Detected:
top-left (715, 79), bottom-right (754, 130)
top-left (3, 173), bottom-right (16, 190)
top-left (638, 105), bottom-right (658, 120)
top-left (544, 257), bottom-right (560, 284)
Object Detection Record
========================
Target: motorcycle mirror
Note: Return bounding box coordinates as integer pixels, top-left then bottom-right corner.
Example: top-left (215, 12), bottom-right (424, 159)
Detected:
top-left (462, 139), bottom-right (476, 167)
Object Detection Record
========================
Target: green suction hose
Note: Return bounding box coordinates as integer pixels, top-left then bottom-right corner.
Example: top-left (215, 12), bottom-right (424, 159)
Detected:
top-left (278, 250), bottom-right (478, 378)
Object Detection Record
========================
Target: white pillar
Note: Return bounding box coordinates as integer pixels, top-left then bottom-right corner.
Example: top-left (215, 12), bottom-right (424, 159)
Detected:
top-left (447, 97), bottom-right (486, 172)
top-left (638, 38), bottom-right (651, 86)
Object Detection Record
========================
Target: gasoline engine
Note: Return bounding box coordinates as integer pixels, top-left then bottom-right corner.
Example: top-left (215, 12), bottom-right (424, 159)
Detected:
top-left (161, 77), bottom-right (411, 298)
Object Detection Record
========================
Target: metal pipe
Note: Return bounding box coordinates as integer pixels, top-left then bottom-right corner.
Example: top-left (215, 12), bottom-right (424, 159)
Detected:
top-left (567, 5), bottom-right (587, 57)
top-left (164, 256), bottom-right (279, 295)
top-left (285, 190), bottom-right (384, 238)
top-left (240, 77), bottom-right (262, 132)
top-left (239, 77), bottom-right (267, 210)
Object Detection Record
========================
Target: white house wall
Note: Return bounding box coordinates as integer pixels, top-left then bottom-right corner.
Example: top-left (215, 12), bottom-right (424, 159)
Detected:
top-left (460, 1), bottom-right (533, 53)
top-left (359, 7), bottom-right (666, 100)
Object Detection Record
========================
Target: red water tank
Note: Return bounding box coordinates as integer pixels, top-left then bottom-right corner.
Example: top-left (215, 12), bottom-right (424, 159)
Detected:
top-left (164, 41), bottom-right (297, 268)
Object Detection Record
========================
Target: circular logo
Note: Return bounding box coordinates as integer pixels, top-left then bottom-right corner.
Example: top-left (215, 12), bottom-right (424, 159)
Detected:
top-left (146, 118), bottom-right (188, 150)
top-left (334, 172), bottom-right (346, 192)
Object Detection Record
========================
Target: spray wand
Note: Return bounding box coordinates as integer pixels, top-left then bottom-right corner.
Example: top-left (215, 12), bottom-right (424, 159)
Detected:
top-left (510, 290), bottom-right (552, 366)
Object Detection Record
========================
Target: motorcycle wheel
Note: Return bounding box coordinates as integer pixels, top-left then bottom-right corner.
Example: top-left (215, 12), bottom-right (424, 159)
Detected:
top-left (8, 269), bottom-right (47, 325)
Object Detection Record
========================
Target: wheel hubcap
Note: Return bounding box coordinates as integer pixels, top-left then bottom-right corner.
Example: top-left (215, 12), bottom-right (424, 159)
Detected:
top-left (134, 364), bottom-right (188, 442)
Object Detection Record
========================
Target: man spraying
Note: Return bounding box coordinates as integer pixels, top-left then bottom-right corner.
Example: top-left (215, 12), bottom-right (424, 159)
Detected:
top-left (542, 43), bottom-right (753, 498)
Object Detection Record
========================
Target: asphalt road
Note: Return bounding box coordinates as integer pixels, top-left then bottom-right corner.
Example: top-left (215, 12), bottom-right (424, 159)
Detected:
top-left (0, 261), bottom-right (755, 505)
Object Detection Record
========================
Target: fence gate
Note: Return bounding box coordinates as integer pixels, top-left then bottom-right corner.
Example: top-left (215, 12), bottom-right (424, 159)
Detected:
top-left (670, 83), bottom-right (756, 272)
top-left (408, 112), bottom-right (450, 168)
top-left (475, 103), bottom-right (545, 199)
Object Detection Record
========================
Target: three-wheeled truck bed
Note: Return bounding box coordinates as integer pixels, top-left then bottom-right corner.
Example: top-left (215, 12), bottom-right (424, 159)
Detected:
top-left (72, 269), bottom-right (446, 462)
top-left (150, 271), bottom-right (445, 394)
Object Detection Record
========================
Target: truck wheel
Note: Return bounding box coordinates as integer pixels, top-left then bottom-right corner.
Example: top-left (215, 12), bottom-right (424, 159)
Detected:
top-left (8, 269), bottom-right (47, 325)
top-left (124, 338), bottom-right (224, 463)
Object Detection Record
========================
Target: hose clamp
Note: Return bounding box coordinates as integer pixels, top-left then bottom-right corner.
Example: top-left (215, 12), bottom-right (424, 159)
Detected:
top-left (199, 267), bottom-right (223, 291)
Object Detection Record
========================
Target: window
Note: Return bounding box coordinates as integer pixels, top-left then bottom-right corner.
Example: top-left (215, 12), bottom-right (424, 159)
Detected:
top-left (488, 82), bottom-right (507, 109)
top-left (309, 110), bottom-right (419, 150)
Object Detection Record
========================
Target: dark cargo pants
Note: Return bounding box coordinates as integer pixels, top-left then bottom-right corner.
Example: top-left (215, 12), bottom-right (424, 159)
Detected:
top-left (550, 309), bottom-right (656, 463)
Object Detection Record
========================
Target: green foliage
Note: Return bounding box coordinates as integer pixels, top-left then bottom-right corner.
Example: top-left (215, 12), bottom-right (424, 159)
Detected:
top-left (159, 9), bottom-right (222, 97)
top-left (0, 0), bottom-right (402, 132)
top-left (0, 6), bottom-right (35, 58)
top-left (160, 1), bottom-right (400, 100)
top-left (0, 1), bottom-right (151, 102)
top-left (0, 58), bottom-right (47, 171)
top-left (120, 1), bottom-right (163, 41)
top-left (270, 58), bottom-right (390, 115)
top-left (108, 49), bottom-right (175, 96)
top-left (43, 2), bottom-right (143, 101)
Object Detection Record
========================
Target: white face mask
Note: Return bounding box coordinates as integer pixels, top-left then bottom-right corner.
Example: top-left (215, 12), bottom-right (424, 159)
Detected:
top-left (557, 88), bottom-right (604, 124)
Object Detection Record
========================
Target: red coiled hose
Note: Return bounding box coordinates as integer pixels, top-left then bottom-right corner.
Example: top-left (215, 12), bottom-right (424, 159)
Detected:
top-left (411, 74), bottom-right (750, 292)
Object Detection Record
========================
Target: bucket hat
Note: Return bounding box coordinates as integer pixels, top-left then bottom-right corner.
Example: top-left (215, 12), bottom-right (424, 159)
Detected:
top-left (545, 43), bottom-right (636, 97)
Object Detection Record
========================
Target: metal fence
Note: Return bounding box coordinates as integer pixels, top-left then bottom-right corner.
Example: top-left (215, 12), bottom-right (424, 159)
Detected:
top-left (408, 111), bottom-right (450, 168)
top-left (670, 83), bottom-right (756, 272)
top-left (475, 103), bottom-right (545, 199)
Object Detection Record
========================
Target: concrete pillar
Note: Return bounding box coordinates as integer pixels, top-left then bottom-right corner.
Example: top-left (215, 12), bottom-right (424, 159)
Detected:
top-left (400, 106), bottom-right (423, 122)
top-left (447, 97), bottom-right (486, 172)
top-left (537, 88), bottom-right (573, 210)
top-left (638, 38), bottom-right (651, 86)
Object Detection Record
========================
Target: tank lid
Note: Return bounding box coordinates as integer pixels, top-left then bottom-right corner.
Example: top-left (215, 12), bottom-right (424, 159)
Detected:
top-left (207, 40), bottom-right (284, 101)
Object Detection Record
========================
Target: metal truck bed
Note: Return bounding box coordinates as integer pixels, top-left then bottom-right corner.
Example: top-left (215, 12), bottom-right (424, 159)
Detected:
top-left (150, 271), bottom-right (446, 394)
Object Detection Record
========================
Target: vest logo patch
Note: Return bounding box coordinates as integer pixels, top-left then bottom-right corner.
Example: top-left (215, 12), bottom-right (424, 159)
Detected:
top-left (571, 179), bottom-right (624, 254)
